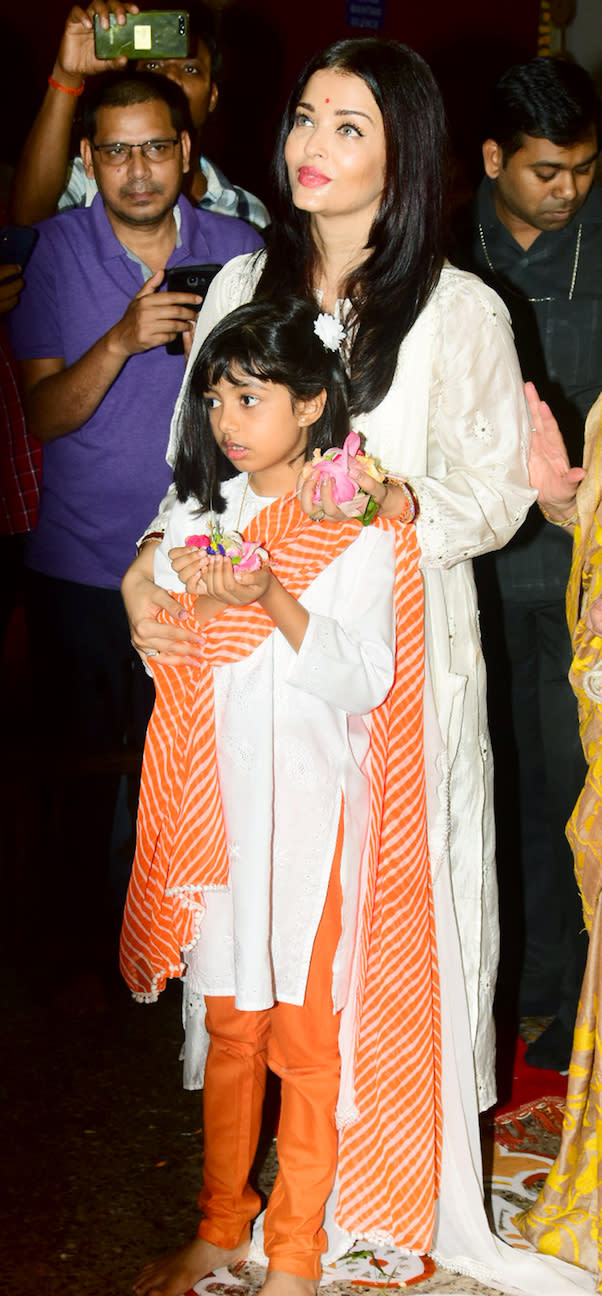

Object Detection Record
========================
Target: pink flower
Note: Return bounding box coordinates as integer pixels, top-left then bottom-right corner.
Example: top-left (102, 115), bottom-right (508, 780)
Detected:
top-left (185, 533), bottom-right (211, 549)
top-left (235, 540), bottom-right (268, 572)
top-left (306, 431), bottom-right (362, 505)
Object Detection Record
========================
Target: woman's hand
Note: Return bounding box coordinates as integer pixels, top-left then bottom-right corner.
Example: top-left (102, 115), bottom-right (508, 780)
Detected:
top-left (298, 460), bottom-right (409, 522)
top-left (122, 544), bottom-right (205, 663)
top-left (526, 381), bottom-right (585, 522)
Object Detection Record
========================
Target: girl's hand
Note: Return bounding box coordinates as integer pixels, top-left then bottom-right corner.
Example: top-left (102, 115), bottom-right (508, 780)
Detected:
top-left (122, 546), bottom-right (206, 663)
top-left (526, 380), bottom-right (585, 521)
top-left (203, 554), bottom-right (272, 606)
top-left (168, 544), bottom-right (208, 595)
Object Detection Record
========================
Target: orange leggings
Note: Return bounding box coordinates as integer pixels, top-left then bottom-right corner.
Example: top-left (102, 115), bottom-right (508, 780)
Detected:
top-left (197, 827), bottom-right (343, 1281)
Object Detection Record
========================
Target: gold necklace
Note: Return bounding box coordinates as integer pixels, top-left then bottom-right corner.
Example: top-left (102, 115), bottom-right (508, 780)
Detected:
top-left (477, 221), bottom-right (582, 302)
top-left (236, 475), bottom-right (251, 533)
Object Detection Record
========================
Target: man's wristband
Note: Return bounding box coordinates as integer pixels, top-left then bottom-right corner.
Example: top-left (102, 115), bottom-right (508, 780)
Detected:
top-left (48, 75), bottom-right (85, 96)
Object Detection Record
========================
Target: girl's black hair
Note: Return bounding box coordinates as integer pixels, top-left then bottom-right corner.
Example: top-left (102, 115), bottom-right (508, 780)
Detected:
top-left (255, 38), bottom-right (447, 416)
top-left (174, 297), bottom-right (350, 511)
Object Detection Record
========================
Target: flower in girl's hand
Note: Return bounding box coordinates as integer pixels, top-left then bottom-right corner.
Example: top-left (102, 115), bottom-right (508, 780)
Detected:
top-left (300, 430), bottom-right (384, 524)
top-left (185, 522), bottom-right (268, 580)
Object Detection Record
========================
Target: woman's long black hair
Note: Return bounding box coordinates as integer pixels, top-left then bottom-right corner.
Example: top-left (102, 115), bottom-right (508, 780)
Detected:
top-left (174, 297), bottom-right (350, 513)
top-left (255, 39), bottom-right (447, 416)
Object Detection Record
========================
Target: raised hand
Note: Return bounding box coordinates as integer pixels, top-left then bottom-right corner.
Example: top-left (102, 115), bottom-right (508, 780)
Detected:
top-left (54, 2), bottom-right (140, 84)
top-left (525, 380), bottom-right (585, 521)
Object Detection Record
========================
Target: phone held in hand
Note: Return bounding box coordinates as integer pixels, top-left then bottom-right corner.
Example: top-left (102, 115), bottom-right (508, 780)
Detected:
top-left (0, 226), bottom-right (39, 283)
top-left (165, 263), bottom-right (221, 355)
top-left (94, 11), bottom-right (189, 60)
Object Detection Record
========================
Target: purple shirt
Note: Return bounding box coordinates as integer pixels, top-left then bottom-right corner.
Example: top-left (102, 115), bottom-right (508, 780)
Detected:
top-left (9, 194), bottom-right (262, 588)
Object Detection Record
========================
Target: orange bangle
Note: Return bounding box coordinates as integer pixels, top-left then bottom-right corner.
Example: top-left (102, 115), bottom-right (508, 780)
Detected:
top-left (48, 75), bottom-right (85, 96)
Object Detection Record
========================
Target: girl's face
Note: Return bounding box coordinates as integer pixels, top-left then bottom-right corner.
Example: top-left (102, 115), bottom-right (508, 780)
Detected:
top-left (284, 68), bottom-right (386, 227)
top-left (205, 366), bottom-right (324, 494)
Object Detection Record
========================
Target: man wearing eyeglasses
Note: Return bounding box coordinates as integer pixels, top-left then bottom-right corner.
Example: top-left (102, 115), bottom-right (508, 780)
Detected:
top-left (10, 1), bottom-right (269, 231)
top-left (7, 70), bottom-right (261, 996)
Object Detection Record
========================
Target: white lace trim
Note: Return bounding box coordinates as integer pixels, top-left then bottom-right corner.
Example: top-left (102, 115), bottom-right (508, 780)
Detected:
top-left (430, 1247), bottom-right (524, 1292)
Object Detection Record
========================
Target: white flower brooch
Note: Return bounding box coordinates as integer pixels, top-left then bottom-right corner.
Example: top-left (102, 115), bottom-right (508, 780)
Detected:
top-left (313, 312), bottom-right (345, 353)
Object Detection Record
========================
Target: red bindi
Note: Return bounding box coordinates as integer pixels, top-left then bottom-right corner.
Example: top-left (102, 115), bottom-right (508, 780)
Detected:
top-left (325, 97), bottom-right (330, 103)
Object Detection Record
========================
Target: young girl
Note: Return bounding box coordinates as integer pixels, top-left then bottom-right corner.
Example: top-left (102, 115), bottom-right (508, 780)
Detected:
top-left (121, 298), bottom-right (439, 1296)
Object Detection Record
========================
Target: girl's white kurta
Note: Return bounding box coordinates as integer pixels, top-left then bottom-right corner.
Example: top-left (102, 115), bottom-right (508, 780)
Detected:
top-left (162, 254), bottom-right (536, 1110)
top-left (154, 477), bottom-right (396, 1023)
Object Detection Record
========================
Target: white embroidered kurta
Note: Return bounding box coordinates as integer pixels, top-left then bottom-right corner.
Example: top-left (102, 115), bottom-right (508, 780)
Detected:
top-left (159, 254), bottom-right (535, 1109)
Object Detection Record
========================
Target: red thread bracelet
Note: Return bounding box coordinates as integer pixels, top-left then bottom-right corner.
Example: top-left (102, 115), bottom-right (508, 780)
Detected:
top-left (48, 75), bottom-right (85, 96)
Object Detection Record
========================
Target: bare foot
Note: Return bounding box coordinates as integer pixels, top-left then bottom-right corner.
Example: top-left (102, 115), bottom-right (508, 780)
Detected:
top-left (258, 1273), bottom-right (319, 1296)
top-left (132, 1236), bottom-right (249, 1296)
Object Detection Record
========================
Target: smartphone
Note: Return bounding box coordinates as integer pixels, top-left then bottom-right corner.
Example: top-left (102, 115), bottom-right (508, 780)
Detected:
top-left (165, 263), bottom-right (221, 355)
top-left (0, 225), bottom-right (39, 283)
top-left (94, 11), bottom-right (189, 60)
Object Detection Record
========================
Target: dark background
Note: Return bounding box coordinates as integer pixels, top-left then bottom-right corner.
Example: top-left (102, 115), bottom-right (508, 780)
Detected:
top-left (1, 0), bottom-right (540, 203)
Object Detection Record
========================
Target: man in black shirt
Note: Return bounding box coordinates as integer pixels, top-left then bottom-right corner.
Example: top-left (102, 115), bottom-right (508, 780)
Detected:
top-left (452, 59), bottom-right (601, 1070)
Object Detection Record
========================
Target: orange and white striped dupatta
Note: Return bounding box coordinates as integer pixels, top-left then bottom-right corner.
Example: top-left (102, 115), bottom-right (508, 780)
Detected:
top-left (120, 492), bottom-right (441, 1253)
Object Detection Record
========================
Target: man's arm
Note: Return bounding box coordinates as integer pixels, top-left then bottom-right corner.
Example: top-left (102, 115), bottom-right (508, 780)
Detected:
top-left (9, 1), bottom-right (138, 225)
top-left (20, 270), bottom-right (201, 441)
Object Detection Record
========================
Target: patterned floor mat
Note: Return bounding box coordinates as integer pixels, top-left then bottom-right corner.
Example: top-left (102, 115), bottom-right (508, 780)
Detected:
top-left (482, 1096), bottom-right (565, 1252)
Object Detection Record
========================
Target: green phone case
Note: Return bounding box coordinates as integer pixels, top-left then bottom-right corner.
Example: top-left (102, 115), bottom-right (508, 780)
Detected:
top-left (94, 11), bottom-right (189, 61)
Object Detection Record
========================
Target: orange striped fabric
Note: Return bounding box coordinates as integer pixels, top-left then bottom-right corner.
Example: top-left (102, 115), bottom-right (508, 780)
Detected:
top-left (120, 492), bottom-right (441, 1252)
top-left (335, 525), bottom-right (441, 1251)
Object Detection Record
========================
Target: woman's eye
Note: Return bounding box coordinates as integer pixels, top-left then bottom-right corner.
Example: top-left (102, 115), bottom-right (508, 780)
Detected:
top-left (241, 394), bottom-right (259, 407)
top-left (339, 123), bottom-right (362, 138)
top-left (182, 64), bottom-right (200, 75)
top-left (205, 396), bottom-right (219, 410)
top-left (294, 112), bottom-right (312, 128)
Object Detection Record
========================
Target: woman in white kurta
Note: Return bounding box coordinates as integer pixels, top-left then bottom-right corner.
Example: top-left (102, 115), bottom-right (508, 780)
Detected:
top-left (123, 37), bottom-right (596, 1296)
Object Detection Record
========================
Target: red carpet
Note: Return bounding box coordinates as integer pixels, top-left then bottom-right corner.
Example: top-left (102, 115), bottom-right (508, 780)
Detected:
top-left (495, 1032), bottom-right (568, 1118)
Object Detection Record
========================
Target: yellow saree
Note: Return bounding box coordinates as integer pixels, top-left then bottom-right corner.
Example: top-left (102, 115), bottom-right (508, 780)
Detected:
top-left (517, 395), bottom-right (602, 1283)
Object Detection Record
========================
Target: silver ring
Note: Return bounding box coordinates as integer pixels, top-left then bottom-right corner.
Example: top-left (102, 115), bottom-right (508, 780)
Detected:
top-left (145, 648), bottom-right (159, 659)
top-left (311, 509), bottom-right (325, 521)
